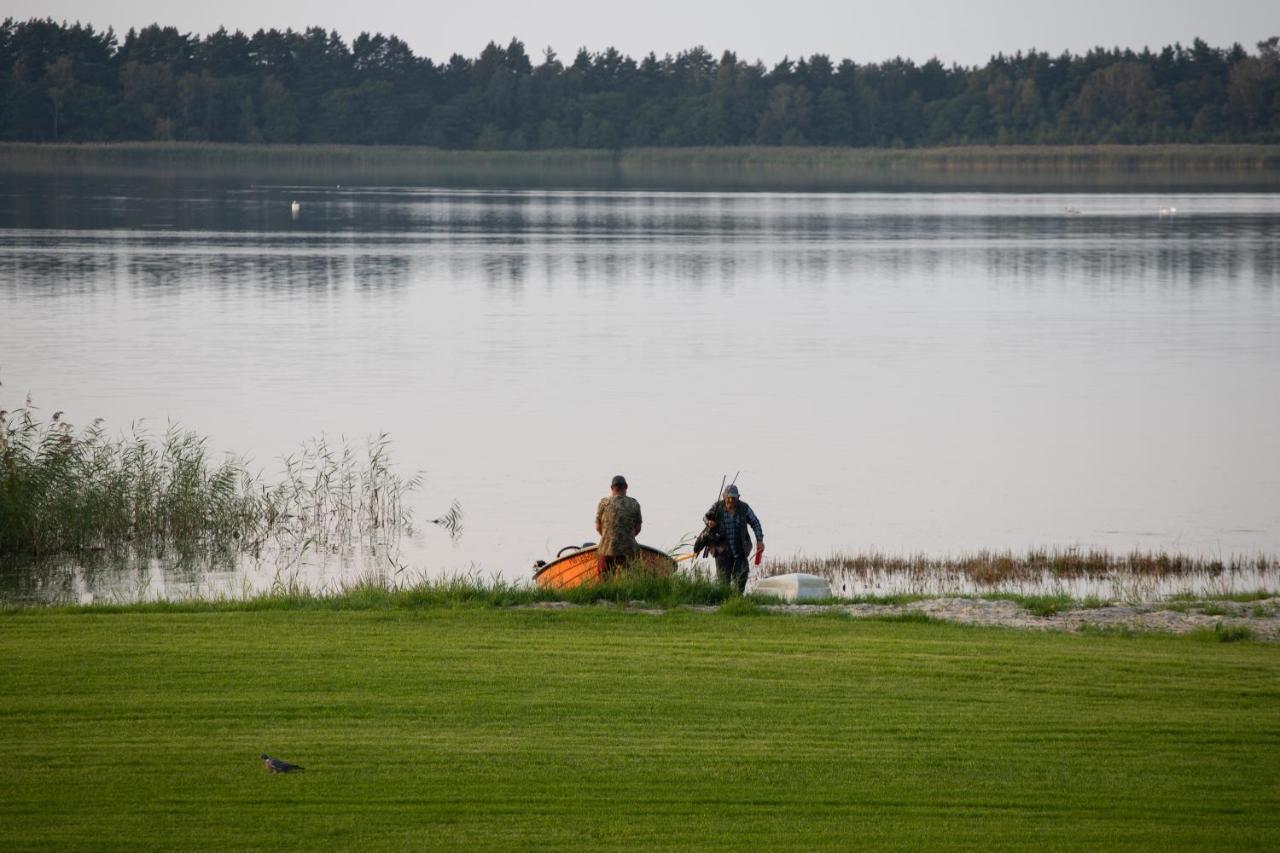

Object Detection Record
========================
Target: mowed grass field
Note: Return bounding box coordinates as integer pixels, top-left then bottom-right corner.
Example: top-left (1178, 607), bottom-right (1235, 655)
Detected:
top-left (1, 608), bottom-right (1276, 851)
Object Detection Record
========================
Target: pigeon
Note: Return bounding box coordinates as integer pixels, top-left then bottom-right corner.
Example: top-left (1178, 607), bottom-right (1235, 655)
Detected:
top-left (261, 753), bottom-right (304, 773)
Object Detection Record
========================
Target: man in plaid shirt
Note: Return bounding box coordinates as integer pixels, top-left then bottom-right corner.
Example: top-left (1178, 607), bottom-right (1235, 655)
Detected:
top-left (703, 484), bottom-right (764, 593)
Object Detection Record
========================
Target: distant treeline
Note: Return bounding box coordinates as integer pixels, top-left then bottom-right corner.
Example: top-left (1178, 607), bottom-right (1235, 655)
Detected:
top-left (3, 18), bottom-right (1278, 149)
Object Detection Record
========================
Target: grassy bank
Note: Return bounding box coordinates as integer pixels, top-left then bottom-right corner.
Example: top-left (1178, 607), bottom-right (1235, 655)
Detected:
top-left (0, 608), bottom-right (1275, 851)
top-left (0, 572), bottom-right (748, 614)
top-left (2, 142), bottom-right (1278, 189)
top-left (5, 565), bottom-right (1276, 616)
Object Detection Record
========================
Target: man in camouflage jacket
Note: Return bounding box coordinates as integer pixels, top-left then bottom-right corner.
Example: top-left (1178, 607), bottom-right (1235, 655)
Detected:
top-left (595, 474), bottom-right (643, 577)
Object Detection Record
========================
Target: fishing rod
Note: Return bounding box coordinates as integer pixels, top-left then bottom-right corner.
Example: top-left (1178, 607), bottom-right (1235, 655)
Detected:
top-left (715, 471), bottom-right (740, 500)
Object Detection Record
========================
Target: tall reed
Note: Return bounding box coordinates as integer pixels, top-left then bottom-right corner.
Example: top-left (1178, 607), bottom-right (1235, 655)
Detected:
top-left (766, 549), bottom-right (1280, 585)
top-left (3, 142), bottom-right (1277, 189)
top-left (0, 399), bottom-right (419, 560)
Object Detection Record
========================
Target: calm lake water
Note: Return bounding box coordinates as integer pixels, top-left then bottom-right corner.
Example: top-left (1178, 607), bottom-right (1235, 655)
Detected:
top-left (1, 176), bottom-right (1278, 603)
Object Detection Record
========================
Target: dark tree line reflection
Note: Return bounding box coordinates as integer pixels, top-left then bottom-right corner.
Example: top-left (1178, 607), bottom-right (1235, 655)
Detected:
top-left (2, 239), bottom-right (1276, 297)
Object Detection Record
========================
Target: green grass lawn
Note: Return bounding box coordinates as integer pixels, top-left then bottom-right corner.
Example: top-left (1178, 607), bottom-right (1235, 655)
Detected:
top-left (1, 608), bottom-right (1276, 851)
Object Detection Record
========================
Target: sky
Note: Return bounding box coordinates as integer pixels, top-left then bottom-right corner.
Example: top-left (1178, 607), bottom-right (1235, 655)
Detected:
top-left (7, 0), bottom-right (1278, 67)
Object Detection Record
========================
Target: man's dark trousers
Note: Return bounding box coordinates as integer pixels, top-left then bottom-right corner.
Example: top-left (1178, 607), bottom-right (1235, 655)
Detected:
top-left (715, 553), bottom-right (749, 594)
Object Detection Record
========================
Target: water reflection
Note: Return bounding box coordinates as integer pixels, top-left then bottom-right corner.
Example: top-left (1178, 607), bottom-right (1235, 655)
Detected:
top-left (0, 548), bottom-right (409, 606)
top-left (4, 176), bottom-right (1280, 238)
top-left (3, 239), bottom-right (1275, 296)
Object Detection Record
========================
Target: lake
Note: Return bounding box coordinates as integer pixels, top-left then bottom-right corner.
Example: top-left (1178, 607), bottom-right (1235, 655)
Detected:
top-left (1, 175), bottom-right (1277, 603)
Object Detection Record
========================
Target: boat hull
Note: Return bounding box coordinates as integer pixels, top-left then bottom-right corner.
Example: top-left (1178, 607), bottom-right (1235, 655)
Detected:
top-left (533, 544), bottom-right (677, 589)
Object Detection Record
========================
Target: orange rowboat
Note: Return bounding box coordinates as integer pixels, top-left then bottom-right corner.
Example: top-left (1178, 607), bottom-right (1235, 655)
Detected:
top-left (533, 544), bottom-right (678, 590)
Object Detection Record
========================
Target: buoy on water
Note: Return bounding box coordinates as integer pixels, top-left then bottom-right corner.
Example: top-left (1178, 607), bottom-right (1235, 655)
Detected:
top-left (290, 200), bottom-right (300, 216)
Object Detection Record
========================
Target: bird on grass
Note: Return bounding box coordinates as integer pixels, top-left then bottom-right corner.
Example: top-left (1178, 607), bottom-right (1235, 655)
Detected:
top-left (261, 753), bottom-right (304, 773)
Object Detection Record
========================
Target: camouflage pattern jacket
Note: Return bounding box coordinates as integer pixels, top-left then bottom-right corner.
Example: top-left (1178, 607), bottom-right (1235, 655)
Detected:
top-left (596, 495), bottom-right (642, 557)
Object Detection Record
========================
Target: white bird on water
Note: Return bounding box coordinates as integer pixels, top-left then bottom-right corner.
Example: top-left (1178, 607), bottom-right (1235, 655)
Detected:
top-left (290, 200), bottom-right (300, 215)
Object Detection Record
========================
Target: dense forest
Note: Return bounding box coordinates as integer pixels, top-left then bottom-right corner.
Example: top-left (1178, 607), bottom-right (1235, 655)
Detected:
top-left (2, 18), bottom-right (1278, 148)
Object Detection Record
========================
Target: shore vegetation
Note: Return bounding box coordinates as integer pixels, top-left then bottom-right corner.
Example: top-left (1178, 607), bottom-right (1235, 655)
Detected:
top-left (769, 548), bottom-right (1280, 585)
top-left (3, 141), bottom-right (1278, 189)
top-left (0, 397), bottom-right (418, 560)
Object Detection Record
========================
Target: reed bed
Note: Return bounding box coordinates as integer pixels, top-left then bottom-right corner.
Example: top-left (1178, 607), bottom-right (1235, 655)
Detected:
top-left (0, 142), bottom-right (620, 185)
top-left (619, 144), bottom-right (1280, 189)
top-left (3, 142), bottom-right (1277, 189)
top-left (0, 399), bottom-right (419, 561)
top-left (767, 548), bottom-right (1280, 587)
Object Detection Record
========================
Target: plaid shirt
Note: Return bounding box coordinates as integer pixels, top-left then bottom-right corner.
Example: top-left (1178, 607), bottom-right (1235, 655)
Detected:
top-left (720, 504), bottom-right (763, 559)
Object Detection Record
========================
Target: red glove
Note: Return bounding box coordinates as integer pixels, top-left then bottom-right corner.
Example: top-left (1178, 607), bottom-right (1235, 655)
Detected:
top-left (753, 545), bottom-right (763, 566)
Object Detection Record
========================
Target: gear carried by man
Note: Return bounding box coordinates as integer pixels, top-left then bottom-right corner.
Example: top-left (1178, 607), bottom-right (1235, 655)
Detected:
top-left (693, 510), bottom-right (723, 559)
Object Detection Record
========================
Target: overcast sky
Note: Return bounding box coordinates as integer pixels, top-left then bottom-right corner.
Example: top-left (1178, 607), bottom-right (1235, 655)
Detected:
top-left (8, 1), bottom-right (1277, 67)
